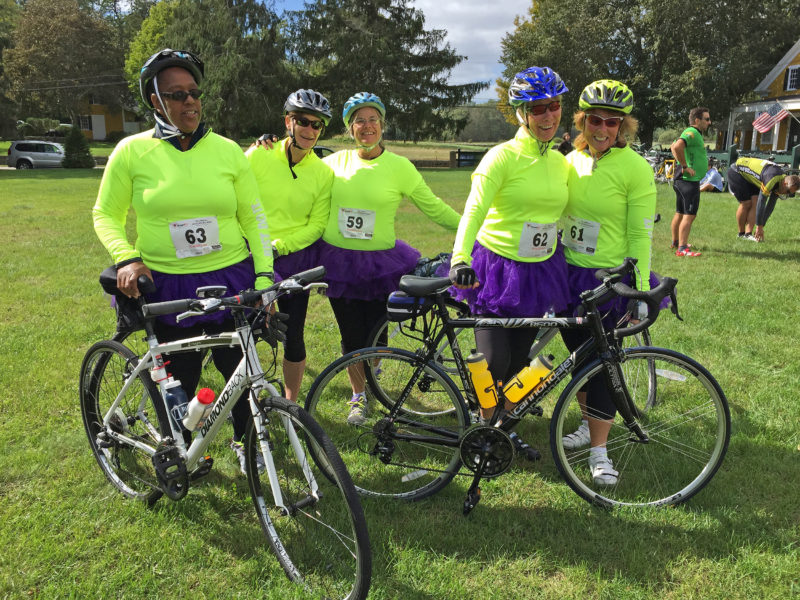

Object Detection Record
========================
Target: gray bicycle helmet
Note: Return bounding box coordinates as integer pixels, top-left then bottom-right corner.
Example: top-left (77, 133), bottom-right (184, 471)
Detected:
top-left (139, 48), bottom-right (204, 109)
top-left (284, 89), bottom-right (332, 126)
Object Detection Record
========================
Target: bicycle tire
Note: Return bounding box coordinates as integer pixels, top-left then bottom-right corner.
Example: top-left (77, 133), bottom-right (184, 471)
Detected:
top-left (246, 396), bottom-right (371, 600)
top-left (550, 347), bottom-right (730, 508)
top-left (305, 348), bottom-right (469, 500)
top-left (80, 340), bottom-right (170, 506)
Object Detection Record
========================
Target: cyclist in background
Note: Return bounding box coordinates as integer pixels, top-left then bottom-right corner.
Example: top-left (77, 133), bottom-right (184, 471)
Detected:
top-left (670, 107), bottom-right (712, 257)
top-left (450, 67), bottom-right (572, 460)
top-left (319, 92), bottom-right (461, 425)
top-left (558, 80), bottom-right (657, 484)
top-left (727, 156), bottom-right (799, 242)
top-left (92, 48), bottom-right (273, 475)
top-left (245, 89), bottom-right (334, 402)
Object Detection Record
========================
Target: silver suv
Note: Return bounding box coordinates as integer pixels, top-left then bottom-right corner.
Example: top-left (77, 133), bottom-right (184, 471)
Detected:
top-left (6, 140), bottom-right (65, 169)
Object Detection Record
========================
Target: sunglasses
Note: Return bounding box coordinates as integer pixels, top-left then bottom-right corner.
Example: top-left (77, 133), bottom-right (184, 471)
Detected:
top-left (292, 115), bottom-right (325, 130)
top-left (527, 101), bottom-right (561, 115)
top-left (586, 114), bottom-right (624, 128)
top-left (160, 89), bottom-right (203, 102)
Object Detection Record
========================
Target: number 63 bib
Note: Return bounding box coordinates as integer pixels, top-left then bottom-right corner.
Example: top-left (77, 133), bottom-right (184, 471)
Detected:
top-left (169, 217), bottom-right (222, 259)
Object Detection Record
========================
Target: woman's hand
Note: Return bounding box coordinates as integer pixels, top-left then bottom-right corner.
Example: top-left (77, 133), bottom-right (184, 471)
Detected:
top-left (754, 226), bottom-right (765, 242)
top-left (116, 261), bottom-right (153, 298)
top-left (250, 133), bottom-right (279, 150)
top-left (449, 263), bottom-right (479, 290)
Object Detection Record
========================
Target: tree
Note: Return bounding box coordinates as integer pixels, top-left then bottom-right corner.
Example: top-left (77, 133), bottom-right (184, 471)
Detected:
top-left (453, 101), bottom-right (517, 143)
top-left (499, 0), bottom-right (799, 146)
top-left (125, 0), bottom-right (288, 139)
top-left (62, 125), bottom-right (96, 168)
top-left (4, 0), bottom-right (125, 122)
top-left (287, 0), bottom-right (487, 140)
top-left (0, 0), bottom-right (21, 136)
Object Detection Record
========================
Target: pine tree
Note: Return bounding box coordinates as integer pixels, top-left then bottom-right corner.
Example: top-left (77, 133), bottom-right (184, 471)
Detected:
top-left (62, 127), bottom-right (96, 168)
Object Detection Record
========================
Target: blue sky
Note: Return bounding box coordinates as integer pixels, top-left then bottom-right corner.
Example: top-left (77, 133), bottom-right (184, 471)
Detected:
top-left (273, 0), bottom-right (532, 102)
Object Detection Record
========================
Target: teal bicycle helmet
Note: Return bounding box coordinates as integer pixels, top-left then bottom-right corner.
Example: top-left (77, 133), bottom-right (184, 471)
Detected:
top-left (342, 92), bottom-right (386, 128)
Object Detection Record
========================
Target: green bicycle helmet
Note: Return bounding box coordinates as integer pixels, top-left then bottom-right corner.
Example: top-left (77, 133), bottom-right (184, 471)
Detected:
top-left (579, 79), bottom-right (634, 114)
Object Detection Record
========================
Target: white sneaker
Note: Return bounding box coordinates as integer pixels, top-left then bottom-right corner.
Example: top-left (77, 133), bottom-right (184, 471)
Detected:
top-left (588, 454), bottom-right (619, 485)
top-left (230, 439), bottom-right (265, 476)
top-left (347, 393), bottom-right (368, 426)
top-left (562, 422), bottom-right (590, 449)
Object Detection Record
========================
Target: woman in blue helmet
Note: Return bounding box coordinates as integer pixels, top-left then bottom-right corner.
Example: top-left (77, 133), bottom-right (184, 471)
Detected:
top-left (450, 67), bottom-right (572, 460)
top-left (319, 92), bottom-right (461, 425)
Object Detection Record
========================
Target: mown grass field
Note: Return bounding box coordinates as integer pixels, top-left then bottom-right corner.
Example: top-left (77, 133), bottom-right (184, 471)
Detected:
top-left (1, 165), bottom-right (798, 599)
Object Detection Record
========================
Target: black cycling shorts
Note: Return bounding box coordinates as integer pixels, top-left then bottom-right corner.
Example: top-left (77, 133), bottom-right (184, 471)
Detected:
top-left (674, 178), bottom-right (701, 215)
top-left (727, 169), bottom-right (759, 203)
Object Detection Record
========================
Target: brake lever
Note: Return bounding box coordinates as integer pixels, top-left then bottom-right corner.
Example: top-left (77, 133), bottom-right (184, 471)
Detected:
top-left (176, 310), bottom-right (205, 322)
top-left (669, 289), bottom-right (683, 321)
top-left (176, 298), bottom-right (222, 322)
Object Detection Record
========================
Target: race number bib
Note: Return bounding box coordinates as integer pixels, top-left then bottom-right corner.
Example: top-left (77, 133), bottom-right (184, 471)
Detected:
top-left (169, 217), bottom-right (222, 259)
top-left (338, 207), bottom-right (376, 240)
top-left (563, 215), bottom-right (601, 255)
top-left (518, 222), bottom-right (556, 258)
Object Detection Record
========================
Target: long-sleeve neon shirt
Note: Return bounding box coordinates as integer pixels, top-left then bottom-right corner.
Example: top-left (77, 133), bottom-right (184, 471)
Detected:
top-left (452, 128), bottom-right (570, 266)
top-left (245, 138), bottom-right (333, 256)
top-left (93, 128), bottom-right (273, 288)
top-left (321, 149), bottom-right (460, 250)
top-left (563, 145), bottom-right (656, 290)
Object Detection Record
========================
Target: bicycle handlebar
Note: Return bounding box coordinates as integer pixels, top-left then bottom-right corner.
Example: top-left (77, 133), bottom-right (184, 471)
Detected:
top-left (141, 266), bottom-right (327, 319)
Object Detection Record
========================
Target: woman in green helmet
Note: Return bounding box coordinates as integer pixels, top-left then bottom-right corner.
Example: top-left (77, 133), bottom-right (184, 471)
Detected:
top-left (558, 79), bottom-right (659, 486)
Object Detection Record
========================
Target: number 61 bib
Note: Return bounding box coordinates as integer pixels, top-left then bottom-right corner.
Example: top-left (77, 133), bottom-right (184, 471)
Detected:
top-left (169, 217), bottom-right (222, 259)
top-left (562, 215), bottom-right (601, 255)
top-left (338, 207), bottom-right (376, 240)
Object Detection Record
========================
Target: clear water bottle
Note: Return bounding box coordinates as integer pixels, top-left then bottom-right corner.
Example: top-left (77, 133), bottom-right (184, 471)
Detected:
top-left (182, 388), bottom-right (216, 431)
top-left (164, 379), bottom-right (189, 430)
top-left (465, 350), bottom-right (498, 409)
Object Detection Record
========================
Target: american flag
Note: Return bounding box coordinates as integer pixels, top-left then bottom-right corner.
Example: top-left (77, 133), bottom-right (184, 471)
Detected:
top-left (752, 102), bottom-right (789, 133)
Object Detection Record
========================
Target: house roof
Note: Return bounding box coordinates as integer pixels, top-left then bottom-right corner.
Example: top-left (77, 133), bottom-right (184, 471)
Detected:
top-left (755, 37), bottom-right (800, 94)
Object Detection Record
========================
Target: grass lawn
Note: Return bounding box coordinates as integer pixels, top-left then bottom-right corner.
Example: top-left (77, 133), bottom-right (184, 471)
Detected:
top-left (1, 167), bottom-right (798, 599)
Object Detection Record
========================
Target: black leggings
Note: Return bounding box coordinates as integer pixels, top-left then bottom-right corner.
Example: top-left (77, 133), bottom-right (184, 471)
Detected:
top-left (474, 325), bottom-right (539, 385)
top-left (328, 297), bottom-right (387, 354)
top-left (277, 290), bottom-right (310, 362)
top-left (154, 319), bottom-right (251, 441)
top-left (560, 326), bottom-right (616, 420)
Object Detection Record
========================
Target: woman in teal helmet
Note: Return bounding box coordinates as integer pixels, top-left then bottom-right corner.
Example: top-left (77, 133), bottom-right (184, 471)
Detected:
top-left (559, 79), bottom-right (658, 486)
top-left (318, 91), bottom-right (461, 425)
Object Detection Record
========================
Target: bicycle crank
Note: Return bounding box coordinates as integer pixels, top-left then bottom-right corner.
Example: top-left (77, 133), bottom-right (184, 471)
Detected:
top-left (459, 425), bottom-right (515, 478)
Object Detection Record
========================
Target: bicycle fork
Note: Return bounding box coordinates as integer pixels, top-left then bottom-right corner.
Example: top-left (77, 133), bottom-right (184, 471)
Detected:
top-left (601, 356), bottom-right (649, 443)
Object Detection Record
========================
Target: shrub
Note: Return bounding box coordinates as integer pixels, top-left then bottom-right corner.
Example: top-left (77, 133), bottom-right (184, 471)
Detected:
top-left (62, 127), bottom-right (96, 168)
top-left (104, 130), bottom-right (127, 144)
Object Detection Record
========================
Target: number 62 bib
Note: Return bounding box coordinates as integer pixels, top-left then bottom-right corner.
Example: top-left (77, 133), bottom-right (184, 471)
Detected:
top-left (518, 222), bottom-right (556, 258)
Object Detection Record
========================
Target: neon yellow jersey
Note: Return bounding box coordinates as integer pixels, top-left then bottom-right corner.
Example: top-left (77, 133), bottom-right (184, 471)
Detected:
top-left (563, 146), bottom-right (656, 290)
top-left (245, 138), bottom-right (333, 256)
top-left (93, 129), bottom-right (273, 288)
top-left (321, 149), bottom-right (460, 250)
top-left (452, 128), bottom-right (570, 265)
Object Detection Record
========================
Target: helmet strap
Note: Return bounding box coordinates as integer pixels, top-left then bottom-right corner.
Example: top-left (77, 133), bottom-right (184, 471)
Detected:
top-left (517, 106), bottom-right (551, 153)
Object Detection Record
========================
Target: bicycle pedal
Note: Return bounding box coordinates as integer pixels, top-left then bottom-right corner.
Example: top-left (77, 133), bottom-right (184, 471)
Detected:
top-left (152, 445), bottom-right (189, 500)
top-left (189, 456), bottom-right (214, 482)
top-left (463, 487), bottom-right (481, 515)
top-left (530, 404), bottom-right (544, 418)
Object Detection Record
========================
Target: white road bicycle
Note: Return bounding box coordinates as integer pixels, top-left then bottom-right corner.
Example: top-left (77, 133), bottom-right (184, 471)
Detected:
top-left (80, 267), bottom-right (371, 600)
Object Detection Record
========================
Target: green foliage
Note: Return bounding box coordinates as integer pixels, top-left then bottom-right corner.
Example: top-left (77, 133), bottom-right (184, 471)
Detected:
top-left (124, 0), bottom-right (176, 108)
top-left (499, 0), bottom-right (799, 146)
top-left (452, 101), bottom-right (518, 143)
top-left (17, 116), bottom-right (58, 136)
top-left (61, 126), bottom-right (96, 168)
top-left (286, 0), bottom-right (488, 139)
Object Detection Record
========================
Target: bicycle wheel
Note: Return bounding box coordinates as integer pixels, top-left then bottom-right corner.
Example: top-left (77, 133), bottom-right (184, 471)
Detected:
top-left (80, 340), bottom-right (170, 505)
top-left (550, 347), bottom-right (730, 508)
top-left (621, 328), bottom-right (657, 410)
top-left (305, 348), bottom-right (469, 500)
top-left (246, 396), bottom-right (371, 600)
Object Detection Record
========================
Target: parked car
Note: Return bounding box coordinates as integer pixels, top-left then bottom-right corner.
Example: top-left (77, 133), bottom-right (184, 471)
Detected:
top-left (6, 140), bottom-right (65, 169)
top-left (313, 145), bottom-right (335, 159)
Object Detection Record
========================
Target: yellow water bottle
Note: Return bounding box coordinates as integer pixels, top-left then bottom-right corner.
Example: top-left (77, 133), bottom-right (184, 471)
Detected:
top-left (465, 350), bottom-right (498, 409)
top-left (502, 354), bottom-right (554, 404)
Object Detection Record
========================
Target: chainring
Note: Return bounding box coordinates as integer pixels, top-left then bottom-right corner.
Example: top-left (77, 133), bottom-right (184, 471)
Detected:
top-left (459, 425), bottom-right (515, 478)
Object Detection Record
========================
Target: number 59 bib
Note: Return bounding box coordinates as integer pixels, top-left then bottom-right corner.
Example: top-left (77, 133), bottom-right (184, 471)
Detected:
top-left (169, 217), bottom-right (222, 259)
top-left (338, 207), bottom-right (376, 240)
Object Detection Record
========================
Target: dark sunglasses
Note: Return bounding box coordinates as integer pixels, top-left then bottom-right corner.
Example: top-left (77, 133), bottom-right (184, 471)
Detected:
top-left (586, 114), bottom-right (624, 128)
top-left (292, 115), bottom-right (324, 130)
top-left (160, 89), bottom-right (203, 102)
top-left (527, 101), bottom-right (561, 115)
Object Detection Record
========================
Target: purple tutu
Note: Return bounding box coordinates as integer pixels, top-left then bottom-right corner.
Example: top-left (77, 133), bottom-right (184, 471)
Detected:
top-left (566, 264), bottom-right (670, 319)
top-left (317, 239), bottom-right (420, 300)
top-left (274, 239), bottom-right (323, 282)
top-left (147, 257), bottom-right (256, 327)
top-left (449, 241), bottom-right (570, 317)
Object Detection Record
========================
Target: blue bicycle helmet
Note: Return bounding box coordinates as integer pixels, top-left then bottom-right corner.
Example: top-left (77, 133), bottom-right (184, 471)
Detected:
top-left (342, 92), bottom-right (386, 128)
top-left (139, 49), bottom-right (204, 109)
top-left (508, 67), bottom-right (568, 106)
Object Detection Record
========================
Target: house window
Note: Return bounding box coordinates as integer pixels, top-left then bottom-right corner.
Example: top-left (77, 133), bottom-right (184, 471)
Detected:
top-left (79, 115), bottom-right (92, 130)
top-left (787, 65), bottom-right (800, 91)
